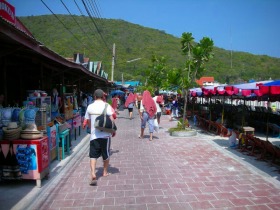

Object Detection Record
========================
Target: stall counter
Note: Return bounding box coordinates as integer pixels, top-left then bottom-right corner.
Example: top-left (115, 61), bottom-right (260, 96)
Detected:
top-left (0, 136), bottom-right (49, 187)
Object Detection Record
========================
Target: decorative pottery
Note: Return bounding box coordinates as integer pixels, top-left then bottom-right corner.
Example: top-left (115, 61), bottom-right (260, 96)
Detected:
top-left (1, 108), bottom-right (13, 126)
top-left (33, 92), bottom-right (40, 97)
top-left (12, 108), bottom-right (21, 122)
top-left (1, 108), bottom-right (13, 120)
top-left (19, 108), bottom-right (25, 126)
top-left (23, 108), bottom-right (38, 125)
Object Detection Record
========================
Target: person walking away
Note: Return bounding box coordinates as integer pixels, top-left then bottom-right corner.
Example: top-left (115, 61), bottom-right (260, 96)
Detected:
top-left (139, 90), bottom-right (157, 141)
top-left (125, 92), bottom-right (135, 119)
top-left (87, 94), bottom-right (93, 106)
top-left (171, 95), bottom-right (179, 120)
top-left (153, 90), bottom-right (164, 125)
top-left (82, 89), bottom-right (116, 186)
top-left (51, 88), bottom-right (62, 119)
top-left (111, 95), bottom-right (119, 115)
top-left (81, 93), bottom-right (88, 116)
top-left (135, 93), bottom-right (142, 115)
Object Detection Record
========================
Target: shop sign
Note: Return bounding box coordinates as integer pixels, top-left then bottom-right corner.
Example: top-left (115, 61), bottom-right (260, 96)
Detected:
top-left (0, 0), bottom-right (15, 24)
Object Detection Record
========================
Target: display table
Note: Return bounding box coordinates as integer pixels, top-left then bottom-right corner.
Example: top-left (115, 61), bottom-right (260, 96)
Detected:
top-left (56, 124), bottom-right (70, 161)
top-left (64, 113), bottom-right (82, 141)
top-left (0, 136), bottom-right (49, 187)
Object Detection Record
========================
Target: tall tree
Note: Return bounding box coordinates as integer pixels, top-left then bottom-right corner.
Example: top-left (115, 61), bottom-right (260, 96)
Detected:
top-left (146, 55), bottom-right (169, 92)
top-left (180, 33), bottom-right (214, 126)
top-left (181, 32), bottom-right (194, 83)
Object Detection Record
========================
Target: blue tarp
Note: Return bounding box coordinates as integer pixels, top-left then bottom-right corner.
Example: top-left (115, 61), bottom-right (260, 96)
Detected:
top-left (232, 80), bottom-right (272, 90)
top-left (264, 80), bottom-right (280, 86)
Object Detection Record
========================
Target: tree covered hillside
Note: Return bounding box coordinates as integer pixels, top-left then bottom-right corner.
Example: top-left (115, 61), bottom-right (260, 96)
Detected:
top-left (19, 15), bottom-right (280, 84)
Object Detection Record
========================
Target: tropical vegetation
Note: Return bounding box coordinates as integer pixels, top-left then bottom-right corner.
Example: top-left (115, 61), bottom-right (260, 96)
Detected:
top-left (19, 15), bottom-right (280, 86)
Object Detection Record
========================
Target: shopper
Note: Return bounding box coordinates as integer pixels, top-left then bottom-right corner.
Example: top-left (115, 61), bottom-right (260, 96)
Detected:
top-left (171, 95), bottom-right (179, 120)
top-left (125, 92), bottom-right (135, 119)
top-left (111, 94), bottom-right (119, 115)
top-left (139, 90), bottom-right (157, 141)
top-left (82, 89), bottom-right (116, 186)
top-left (87, 93), bottom-right (93, 106)
top-left (153, 90), bottom-right (164, 125)
top-left (81, 93), bottom-right (88, 116)
top-left (135, 93), bottom-right (142, 115)
top-left (51, 88), bottom-right (62, 119)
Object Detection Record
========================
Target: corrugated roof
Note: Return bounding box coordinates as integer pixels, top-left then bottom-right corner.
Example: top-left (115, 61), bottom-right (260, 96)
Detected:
top-left (115, 81), bottom-right (141, 86)
top-left (196, 77), bottom-right (214, 86)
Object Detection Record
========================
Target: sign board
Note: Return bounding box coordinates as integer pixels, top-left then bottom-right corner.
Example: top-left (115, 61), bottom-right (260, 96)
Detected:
top-left (0, 0), bottom-right (15, 24)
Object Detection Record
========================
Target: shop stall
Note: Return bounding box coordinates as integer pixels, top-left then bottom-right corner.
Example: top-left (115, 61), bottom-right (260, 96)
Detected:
top-left (0, 136), bottom-right (49, 187)
top-left (0, 2), bottom-right (111, 189)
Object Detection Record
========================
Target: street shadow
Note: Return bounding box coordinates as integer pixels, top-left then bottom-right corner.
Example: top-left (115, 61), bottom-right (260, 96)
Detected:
top-left (95, 165), bottom-right (120, 178)
top-left (110, 149), bottom-right (119, 155)
top-left (118, 116), bottom-right (134, 120)
top-left (212, 138), bottom-right (280, 181)
top-left (0, 179), bottom-right (39, 210)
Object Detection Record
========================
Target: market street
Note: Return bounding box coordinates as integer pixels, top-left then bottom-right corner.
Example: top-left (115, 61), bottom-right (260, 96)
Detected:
top-left (2, 108), bottom-right (280, 210)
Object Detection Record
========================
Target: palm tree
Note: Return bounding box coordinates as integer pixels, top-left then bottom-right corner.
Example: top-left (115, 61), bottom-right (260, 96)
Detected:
top-left (180, 33), bottom-right (214, 127)
top-left (181, 32), bottom-right (194, 82)
top-left (180, 32), bottom-right (195, 124)
top-left (192, 37), bottom-right (214, 82)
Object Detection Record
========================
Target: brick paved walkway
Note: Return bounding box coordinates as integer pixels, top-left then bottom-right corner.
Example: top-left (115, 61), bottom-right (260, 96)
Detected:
top-left (24, 109), bottom-right (280, 209)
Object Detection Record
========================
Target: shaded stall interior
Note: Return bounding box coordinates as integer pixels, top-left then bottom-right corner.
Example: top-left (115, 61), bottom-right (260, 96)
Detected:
top-left (0, 17), bottom-right (111, 108)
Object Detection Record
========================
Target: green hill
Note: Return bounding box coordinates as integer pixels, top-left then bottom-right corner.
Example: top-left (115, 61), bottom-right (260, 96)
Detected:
top-left (19, 15), bottom-right (280, 84)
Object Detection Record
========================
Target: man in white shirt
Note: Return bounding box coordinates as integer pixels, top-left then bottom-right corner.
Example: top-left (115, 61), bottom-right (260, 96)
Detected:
top-left (82, 89), bottom-right (116, 186)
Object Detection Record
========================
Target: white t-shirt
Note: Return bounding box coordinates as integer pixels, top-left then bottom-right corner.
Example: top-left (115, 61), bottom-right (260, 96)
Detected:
top-left (85, 100), bottom-right (114, 140)
top-left (153, 96), bottom-right (162, 113)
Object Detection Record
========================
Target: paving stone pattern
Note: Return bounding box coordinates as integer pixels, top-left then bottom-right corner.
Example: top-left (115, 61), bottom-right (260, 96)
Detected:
top-left (10, 109), bottom-right (280, 209)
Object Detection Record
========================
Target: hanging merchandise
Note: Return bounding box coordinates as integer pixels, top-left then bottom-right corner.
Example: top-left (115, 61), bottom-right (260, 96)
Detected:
top-left (0, 144), bottom-right (5, 181)
top-left (27, 96), bottom-right (51, 128)
top-left (64, 95), bottom-right (74, 120)
top-left (24, 107), bottom-right (38, 125)
top-left (11, 108), bottom-right (21, 123)
top-left (16, 144), bottom-right (37, 174)
top-left (2, 142), bottom-right (22, 180)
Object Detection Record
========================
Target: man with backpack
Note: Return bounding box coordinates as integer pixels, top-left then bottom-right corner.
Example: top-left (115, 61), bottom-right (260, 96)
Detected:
top-left (82, 89), bottom-right (116, 186)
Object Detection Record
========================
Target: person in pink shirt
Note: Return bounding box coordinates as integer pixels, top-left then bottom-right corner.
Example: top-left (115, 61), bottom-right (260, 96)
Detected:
top-left (139, 90), bottom-right (157, 141)
top-left (111, 94), bottom-right (119, 115)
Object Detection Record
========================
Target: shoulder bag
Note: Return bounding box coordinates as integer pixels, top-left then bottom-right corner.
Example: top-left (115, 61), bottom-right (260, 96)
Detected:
top-left (94, 103), bottom-right (117, 134)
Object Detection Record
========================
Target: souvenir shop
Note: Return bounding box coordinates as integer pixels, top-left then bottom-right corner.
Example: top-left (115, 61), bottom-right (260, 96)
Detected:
top-left (0, 5), bottom-right (111, 187)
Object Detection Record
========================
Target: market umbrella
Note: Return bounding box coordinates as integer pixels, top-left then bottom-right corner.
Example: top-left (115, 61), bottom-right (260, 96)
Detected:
top-left (110, 90), bottom-right (125, 96)
top-left (260, 80), bottom-right (280, 140)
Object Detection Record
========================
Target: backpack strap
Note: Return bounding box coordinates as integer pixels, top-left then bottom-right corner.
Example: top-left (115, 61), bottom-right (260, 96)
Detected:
top-left (103, 103), bottom-right (108, 115)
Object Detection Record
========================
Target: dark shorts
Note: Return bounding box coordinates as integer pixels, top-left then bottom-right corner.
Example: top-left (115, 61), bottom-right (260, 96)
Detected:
top-left (128, 108), bottom-right (133, 113)
top-left (157, 112), bottom-right (162, 118)
top-left (89, 138), bottom-right (111, 160)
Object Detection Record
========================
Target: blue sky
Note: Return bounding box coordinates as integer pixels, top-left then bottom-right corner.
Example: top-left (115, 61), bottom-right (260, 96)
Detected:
top-left (7, 0), bottom-right (280, 58)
